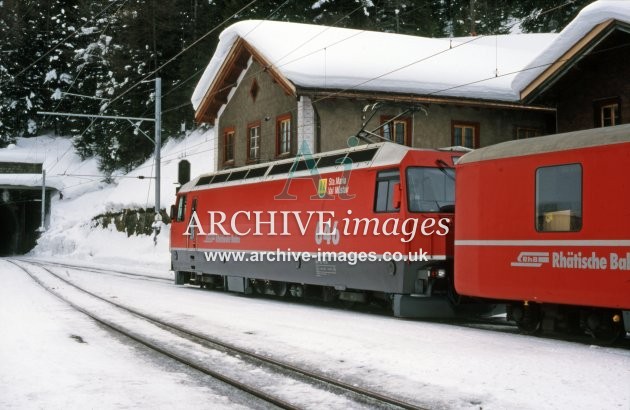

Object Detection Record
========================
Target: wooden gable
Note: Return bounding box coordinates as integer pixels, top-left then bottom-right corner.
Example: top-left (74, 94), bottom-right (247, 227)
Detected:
top-left (521, 19), bottom-right (630, 103)
top-left (194, 38), bottom-right (297, 124)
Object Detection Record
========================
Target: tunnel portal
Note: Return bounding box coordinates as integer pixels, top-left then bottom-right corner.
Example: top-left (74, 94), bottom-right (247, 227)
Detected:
top-left (0, 186), bottom-right (54, 256)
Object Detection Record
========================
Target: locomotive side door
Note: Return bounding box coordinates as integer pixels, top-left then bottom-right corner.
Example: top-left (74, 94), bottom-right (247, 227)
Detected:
top-left (189, 197), bottom-right (198, 250)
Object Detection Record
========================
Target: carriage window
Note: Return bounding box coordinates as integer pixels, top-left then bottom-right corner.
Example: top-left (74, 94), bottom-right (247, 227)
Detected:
top-left (406, 167), bottom-right (455, 212)
top-left (374, 169), bottom-right (400, 213)
top-left (176, 195), bottom-right (187, 222)
top-left (536, 164), bottom-right (582, 232)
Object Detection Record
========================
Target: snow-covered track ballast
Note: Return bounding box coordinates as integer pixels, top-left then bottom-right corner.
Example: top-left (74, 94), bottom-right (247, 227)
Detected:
top-left (9, 259), bottom-right (429, 410)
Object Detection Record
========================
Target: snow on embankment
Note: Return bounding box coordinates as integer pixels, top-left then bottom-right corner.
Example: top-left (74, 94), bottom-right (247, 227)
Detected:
top-left (25, 127), bottom-right (215, 270)
top-left (0, 135), bottom-right (100, 198)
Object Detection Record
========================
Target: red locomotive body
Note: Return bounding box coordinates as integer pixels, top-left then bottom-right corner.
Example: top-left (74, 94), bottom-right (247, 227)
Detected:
top-left (455, 124), bottom-right (630, 339)
top-left (170, 142), bottom-right (464, 317)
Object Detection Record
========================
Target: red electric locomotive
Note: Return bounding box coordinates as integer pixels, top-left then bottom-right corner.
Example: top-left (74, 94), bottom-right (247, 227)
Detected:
top-left (170, 142), bottom-right (467, 317)
top-left (454, 124), bottom-right (630, 341)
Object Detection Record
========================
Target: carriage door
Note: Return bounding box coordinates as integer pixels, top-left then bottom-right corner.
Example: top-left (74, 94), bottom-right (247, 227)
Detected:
top-left (190, 197), bottom-right (198, 249)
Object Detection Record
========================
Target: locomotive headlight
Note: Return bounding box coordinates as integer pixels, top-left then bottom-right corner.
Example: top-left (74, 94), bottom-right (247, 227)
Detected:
top-left (430, 267), bottom-right (446, 278)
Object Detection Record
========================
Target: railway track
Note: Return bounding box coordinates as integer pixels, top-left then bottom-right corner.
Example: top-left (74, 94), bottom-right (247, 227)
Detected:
top-left (14, 258), bottom-right (170, 283)
top-left (20, 258), bottom-right (630, 349)
top-left (10, 259), bottom-right (428, 410)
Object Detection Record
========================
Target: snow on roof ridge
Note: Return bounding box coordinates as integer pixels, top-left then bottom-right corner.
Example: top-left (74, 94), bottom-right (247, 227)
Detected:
top-left (511, 0), bottom-right (630, 95)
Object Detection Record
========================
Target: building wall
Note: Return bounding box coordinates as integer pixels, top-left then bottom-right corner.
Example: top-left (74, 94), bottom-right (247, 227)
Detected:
top-left (217, 59), bottom-right (297, 169)
top-left (313, 99), bottom-right (553, 150)
top-left (215, 60), bottom-right (553, 170)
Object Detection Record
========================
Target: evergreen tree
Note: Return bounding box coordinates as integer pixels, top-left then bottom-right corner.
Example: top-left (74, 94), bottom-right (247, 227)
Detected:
top-left (513, 0), bottom-right (595, 33)
top-left (0, 0), bottom-right (80, 143)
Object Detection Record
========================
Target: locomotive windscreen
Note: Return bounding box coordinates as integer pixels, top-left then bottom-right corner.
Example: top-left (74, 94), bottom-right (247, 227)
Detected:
top-left (406, 167), bottom-right (455, 212)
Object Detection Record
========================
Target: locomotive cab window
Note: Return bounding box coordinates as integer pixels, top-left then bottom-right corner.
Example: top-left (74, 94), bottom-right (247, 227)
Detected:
top-left (374, 169), bottom-right (400, 212)
top-left (406, 166), bottom-right (455, 212)
top-left (536, 164), bottom-right (582, 232)
top-left (176, 195), bottom-right (187, 222)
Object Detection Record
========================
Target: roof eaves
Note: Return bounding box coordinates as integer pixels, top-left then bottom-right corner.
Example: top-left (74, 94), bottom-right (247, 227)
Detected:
top-left (299, 88), bottom-right (556, 112)
top-left (194, 37), bottom-right (250, 123)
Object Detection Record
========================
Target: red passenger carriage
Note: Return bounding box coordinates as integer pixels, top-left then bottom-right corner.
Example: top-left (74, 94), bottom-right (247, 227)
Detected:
top-left (455, 124), bottom-right (630, 340)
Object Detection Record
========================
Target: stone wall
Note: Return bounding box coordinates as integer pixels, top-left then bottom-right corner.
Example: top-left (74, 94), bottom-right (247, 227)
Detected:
top-left (92, 208), bottom-right (170, 237)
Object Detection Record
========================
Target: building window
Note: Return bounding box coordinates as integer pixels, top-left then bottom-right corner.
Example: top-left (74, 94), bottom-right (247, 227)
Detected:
top-left (535, 163), bottom-right (582, 232)
top-left (452, 121), bottom-right (479, 149)
top-left (515, 127), bottom-right (541, 140)
top-left (250, 79), bottom-right (259, 102)
top-left (381, 116), bottom-right (411, 146)
top-left (247, 122), bottom-right (261, 161)
top-left (276, 114), bottom-right (291, 156)
top-left (223, 128), bottom-right (235, 163)
top-left (374, 169), bottom-right (400, 213)
top-left (594, 98), bottom-right (620, 127)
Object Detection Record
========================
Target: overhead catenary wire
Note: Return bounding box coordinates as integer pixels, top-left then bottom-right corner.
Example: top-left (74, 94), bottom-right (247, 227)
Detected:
top-left (100, 0), bottom-right (260, 113)
top-left (26, 0), bottom-right (131, 176)
top-left (56, 25), bottom-right (618, 184)
top-left (40, 0), bottom-right (294, 203)
top-left (133, 38), bottom-right (630, 177)
top-left (160, 3), bottom-right (367, 115)
top-left (185, 0), bottom-right (580, 157)
top-left (35, 0), bottom-right (582, 190)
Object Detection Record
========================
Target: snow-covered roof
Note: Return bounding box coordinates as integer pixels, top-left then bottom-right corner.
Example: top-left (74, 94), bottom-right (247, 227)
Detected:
top-left (192, 0), bottom-right (630, 115)
top-left (512, 0), bottom-right (630, 98)
top-left (191, 21), bottom-right (556, 111)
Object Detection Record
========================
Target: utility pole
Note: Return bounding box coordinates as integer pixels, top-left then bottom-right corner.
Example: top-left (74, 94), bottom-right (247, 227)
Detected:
top-left (154, 77), bottom-right (161, 215)
top-left (38, 169), bottom-right (46, 232)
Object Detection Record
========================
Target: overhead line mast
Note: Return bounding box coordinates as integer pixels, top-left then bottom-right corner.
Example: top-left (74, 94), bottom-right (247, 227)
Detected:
top-left (38, 77), bottom-right (163, 231)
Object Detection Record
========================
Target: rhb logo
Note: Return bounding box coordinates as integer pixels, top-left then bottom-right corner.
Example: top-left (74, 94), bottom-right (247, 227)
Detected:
top-left (511, 252), bottom-right (550, 268)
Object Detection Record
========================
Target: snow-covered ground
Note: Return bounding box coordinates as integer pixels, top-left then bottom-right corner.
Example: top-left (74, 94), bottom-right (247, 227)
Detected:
top-left (2, 258), bottom-right (629, 409)
top-left (0, 260), bottom-right (256, 410)
top-left (1, 130), bottom-right (629, 408)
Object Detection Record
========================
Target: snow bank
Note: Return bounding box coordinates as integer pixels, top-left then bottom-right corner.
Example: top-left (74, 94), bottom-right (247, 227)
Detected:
top-left (23, 127), bottom-right (216, 269)
top-left (0, 136), bottom-right (101, 198)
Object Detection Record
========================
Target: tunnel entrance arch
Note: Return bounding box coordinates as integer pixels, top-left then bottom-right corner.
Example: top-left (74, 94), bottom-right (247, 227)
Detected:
top-left (0, 186), bottom-right (55, 256)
